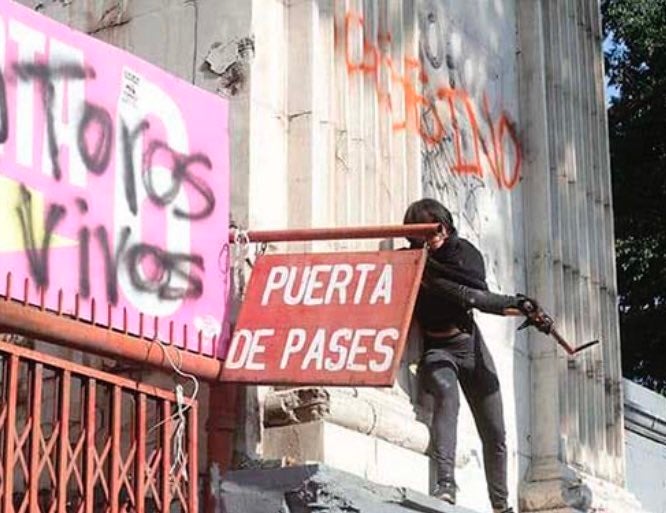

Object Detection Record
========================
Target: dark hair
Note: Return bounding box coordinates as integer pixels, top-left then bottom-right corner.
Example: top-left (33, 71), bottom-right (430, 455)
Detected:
top-left (403, 198), bottom-right (456, 232)
top-left (403, 198), bottom-right (456, 248)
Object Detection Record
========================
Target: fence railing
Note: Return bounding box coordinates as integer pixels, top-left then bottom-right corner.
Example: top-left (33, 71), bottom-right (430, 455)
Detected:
top-left (0, 339), bottom-right (198, 513)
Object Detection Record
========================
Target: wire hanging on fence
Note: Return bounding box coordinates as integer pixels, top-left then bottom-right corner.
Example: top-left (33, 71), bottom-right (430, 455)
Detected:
top-left (147, 338), bottom-right (200, 484)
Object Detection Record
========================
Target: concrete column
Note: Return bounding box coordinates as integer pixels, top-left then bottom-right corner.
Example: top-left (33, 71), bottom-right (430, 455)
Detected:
top-left (515, 3), bottom-right (594, 508)
top-left (589, 0), bottom-right (626, 485)
top-left (517, 1), bottom-right (646, 511)
top-left (516, 0), bottom-right (560, 471)
top-left (260, 0), bottom-right (431, 494)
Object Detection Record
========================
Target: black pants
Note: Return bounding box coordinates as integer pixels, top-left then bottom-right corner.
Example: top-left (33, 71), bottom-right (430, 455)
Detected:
top-left (420, 327), bottom-right (508, 510)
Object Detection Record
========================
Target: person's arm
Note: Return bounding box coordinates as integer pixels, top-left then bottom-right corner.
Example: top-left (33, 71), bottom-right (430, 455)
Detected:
top-left (421, 267), bottom-right (522, 315)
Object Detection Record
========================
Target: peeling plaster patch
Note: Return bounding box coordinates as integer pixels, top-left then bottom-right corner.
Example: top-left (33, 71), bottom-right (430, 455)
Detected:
top-left (28, 0), bottom-right (130, 34)
top-left (204, 36), bottom-right (255, 97)
top-left (95, 1), bottom-right (129, 31)
top-left (87, 0), bottom-right (130, 35)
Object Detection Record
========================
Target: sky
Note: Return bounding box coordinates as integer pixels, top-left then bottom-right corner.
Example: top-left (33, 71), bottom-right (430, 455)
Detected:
top-left (603, 35), bottom-right (620, 105)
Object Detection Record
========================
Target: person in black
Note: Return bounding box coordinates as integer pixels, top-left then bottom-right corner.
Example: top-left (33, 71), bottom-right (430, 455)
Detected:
top-left (404, 198), bottom-right (550, 513)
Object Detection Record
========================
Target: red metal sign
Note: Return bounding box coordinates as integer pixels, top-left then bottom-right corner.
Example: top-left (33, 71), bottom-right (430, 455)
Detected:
top-left (221, 250), bottom-right (426, 386)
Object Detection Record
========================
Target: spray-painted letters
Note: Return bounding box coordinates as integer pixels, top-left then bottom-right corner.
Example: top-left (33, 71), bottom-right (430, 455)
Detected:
top-left (0, 3), bottom-right (230, 353)
top-left (338, 7), bottom-right (521, 191)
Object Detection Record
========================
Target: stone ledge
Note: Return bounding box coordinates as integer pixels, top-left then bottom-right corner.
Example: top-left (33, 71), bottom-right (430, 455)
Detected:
top-left (215, 464), bottom-right (478, 513)
top-left (264, 387), bottom-right (430, 454)
top-left (263, 420), bottom-right (432, 494)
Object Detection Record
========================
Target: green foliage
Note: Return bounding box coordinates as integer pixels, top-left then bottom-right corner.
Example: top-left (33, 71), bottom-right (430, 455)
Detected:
top-left (603, 0), bottom-right (666, 393)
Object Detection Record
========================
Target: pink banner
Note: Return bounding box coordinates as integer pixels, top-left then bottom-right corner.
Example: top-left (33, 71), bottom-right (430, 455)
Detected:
top-left (0, 1), bottom-right (230, 354)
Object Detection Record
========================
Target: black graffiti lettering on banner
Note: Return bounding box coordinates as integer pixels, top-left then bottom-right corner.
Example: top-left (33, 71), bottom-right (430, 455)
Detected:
top-left (76, 198), bottom-right (91, 298)
top-left (78, 226), bottom-right (91, 298)
top-left (142, 140), bottom-right (216, 221)
top-left (13, 62), bottom-right (95, 181)
top-left (5, 62), bottom-right (217, 222)
top-left (126, 243), bottom-right (204, 300)
top-left (77, 102), bottom-right (113, 174)
top-left (0, 70), bottom-right (8, 144)
top-left (121, 119), bottom-right (150, 216)
top-left (15, 184), bottom-right (66, 289)
top-left (13, 184), bottom-right (207, 303)
top-left (96, 225), bottom-right (131, 305)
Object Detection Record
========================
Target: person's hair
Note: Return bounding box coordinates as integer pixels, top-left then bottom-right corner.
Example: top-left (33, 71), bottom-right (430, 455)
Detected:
top-left (403, 198), bottom-right (456, 232)
top-left (403, 198), bottom-right (456, 247)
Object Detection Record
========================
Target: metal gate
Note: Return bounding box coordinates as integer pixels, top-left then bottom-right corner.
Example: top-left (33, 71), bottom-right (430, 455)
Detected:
top-left (0, 340), bottom-right (198, 513)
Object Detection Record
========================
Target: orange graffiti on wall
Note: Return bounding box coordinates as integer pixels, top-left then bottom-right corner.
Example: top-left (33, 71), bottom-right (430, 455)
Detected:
top-left (340, 9), bottom-right (522, 190)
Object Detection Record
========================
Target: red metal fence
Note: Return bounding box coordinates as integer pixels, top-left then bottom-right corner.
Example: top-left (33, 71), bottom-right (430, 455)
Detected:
top-left (0, 339), bottom-right (198, 513)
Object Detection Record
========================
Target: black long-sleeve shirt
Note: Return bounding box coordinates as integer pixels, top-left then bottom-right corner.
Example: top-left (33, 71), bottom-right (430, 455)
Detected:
top-left (414, 236), bottom-right (520, 333)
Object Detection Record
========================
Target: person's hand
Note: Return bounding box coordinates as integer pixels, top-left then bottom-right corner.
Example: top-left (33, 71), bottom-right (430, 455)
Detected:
top-left (516, 294), bottom-right (554, 334)
top-left (516, 294), bottom-right (539, 316)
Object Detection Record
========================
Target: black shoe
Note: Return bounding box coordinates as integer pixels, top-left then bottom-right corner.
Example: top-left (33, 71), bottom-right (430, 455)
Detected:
top-left (433, 481), bottom-right (456, 505)
top-left (493, 508), bottom-right (514, 513)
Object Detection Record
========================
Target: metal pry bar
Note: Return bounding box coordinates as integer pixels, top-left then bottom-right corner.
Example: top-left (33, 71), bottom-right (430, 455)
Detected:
top-left (550, 327), bottom-right (599, 356)
top-left (518, 317), bottom-right (600, 356)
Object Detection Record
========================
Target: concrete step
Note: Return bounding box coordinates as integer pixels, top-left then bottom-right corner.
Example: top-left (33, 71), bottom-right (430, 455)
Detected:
top-left (215, 463), bottom-right (479, 513)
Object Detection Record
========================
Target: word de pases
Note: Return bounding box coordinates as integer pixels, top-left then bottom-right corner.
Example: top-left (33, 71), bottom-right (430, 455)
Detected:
top-left (225, 263), bottom-right (400, 374)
